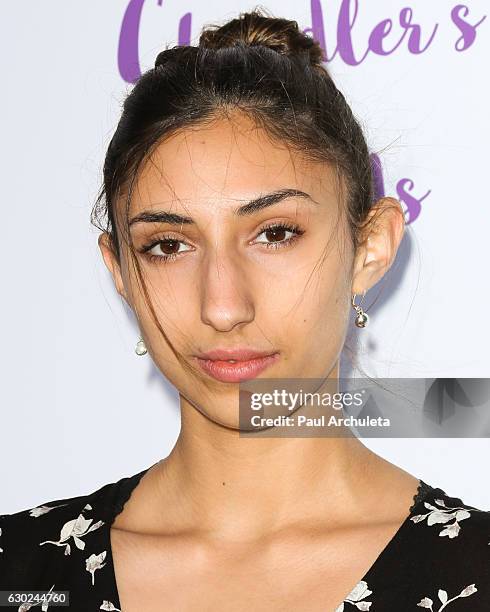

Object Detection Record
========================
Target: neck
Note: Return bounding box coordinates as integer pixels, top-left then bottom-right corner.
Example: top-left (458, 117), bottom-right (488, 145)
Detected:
top-left (147, 405), bottom-right (379, 541)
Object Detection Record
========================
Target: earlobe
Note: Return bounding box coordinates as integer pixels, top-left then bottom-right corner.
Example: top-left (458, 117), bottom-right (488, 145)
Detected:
top-left (97, 232), bottom-right (128, 302)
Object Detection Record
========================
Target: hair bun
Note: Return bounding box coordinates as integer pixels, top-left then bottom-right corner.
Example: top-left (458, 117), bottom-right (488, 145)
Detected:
top-left (198, 9), bottom-right (325, 67)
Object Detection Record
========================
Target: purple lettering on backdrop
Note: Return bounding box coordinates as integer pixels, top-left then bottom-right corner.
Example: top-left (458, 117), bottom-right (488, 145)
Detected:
top-left (118, 0), bottom-right (145, 83)
top-left (451, 5), bottom-right (487, 51)
top-left (400, 8), bottom-right (438, 53)
top-left (118, 0), bottom-right (164, 84)
top-left (178, 13), bottom-right (192, 45)
top-left (119, 0), bottom-right (486, 82)
top-left (304, 0), bottom-right (440, 66)
top-left (368, 19), bottom-right (396, 55)
top-left (371, 154), bottom-right (430, 225)
top-left (396, 179), bottom-right (431, 224)
top-left (367, 10), bottom-right (439, 57)
top-left (336, 0), bottom-right (369, 65)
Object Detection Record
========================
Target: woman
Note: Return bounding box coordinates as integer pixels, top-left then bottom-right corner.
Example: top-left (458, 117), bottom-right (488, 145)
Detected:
top-left (1, 9), bottom-right (489, 612)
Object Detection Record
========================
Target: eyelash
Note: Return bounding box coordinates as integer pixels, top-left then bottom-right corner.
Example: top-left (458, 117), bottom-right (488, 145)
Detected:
top-left (139, 222), bottom-right (305, 265)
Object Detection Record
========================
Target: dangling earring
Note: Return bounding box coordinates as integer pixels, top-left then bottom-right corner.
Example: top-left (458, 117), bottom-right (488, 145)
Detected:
top-left (352, 291), bottom-right (369, 328)
top-left (135, 336), bottom-right (147, 356)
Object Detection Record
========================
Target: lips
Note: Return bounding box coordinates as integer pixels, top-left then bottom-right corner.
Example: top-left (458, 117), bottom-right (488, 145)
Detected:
top-left (193, 348), bottom-right (280, 382)
top-left (195, 347), bottom-right (277, 361)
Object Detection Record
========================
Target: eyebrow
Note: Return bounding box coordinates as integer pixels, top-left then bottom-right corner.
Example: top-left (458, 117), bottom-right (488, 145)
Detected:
top-left (128, 188), bottom-right (318, 227)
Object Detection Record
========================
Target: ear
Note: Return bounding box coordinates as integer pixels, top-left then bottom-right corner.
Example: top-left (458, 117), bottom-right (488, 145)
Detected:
top-left (351, 197), bottom-right (405, 295)
top-left (98, 232), bottom-right (129, 303)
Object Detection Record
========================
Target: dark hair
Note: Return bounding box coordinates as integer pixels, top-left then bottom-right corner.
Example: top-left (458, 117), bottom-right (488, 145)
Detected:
top-left (91, 6), bottom-right (379, 374)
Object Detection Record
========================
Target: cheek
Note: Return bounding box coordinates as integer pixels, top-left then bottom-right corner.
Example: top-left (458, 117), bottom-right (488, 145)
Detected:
top-left (141, 282), bottom-right (194, 341)
top-left (124, 262), bottom-right (192, 318)
top-left (289, 270), bottom-right (350, 353)
top-left (275, 259), bottom-right (348, 320)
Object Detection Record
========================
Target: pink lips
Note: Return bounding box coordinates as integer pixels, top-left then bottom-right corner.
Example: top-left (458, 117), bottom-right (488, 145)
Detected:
top-left (193, 348), bottom-right (280, 383)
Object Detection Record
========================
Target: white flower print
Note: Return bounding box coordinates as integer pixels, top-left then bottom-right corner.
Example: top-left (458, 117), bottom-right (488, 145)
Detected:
top-left (86, 550), bottom-right (107, 585)
top-left (0, 526), bottom-right (3, 553)
top-left (417, 583), bottom-right (477, 610)
top-left (334, 580), bottom-right (373, 611)
top-left (29, 503), bottom-right (69, 518)
top-left (39, 504), bottom-right (104, 556)
top-left (100, 601), bottom-right (121, 611)
top-left (410, 498), bottom-right (473, 537)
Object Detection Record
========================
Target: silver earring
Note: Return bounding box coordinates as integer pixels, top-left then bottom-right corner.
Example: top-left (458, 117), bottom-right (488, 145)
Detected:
top-left (352, 291), bottom-right (369, 328)
top-left (135, 336), bottom-right (147, 356)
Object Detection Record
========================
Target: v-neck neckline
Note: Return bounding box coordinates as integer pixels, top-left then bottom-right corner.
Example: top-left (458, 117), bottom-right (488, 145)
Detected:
top-left (336, 479), bottom-right (437, 599)
top-left (102, 467), bottom-right (439, 611)
top-left (103, 465), bottom-right (155, 609)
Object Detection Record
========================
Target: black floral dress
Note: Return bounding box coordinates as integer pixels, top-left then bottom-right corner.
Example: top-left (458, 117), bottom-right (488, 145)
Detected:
top-left (1, 465), bottom-right (489, 611)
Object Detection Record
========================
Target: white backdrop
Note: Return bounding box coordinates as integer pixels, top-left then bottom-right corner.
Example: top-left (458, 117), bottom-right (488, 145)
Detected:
top-left (1, 0), bottom-right (489, 513)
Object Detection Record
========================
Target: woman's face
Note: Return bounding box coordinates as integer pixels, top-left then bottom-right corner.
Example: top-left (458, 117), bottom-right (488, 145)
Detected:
top-left (102, 112), bottom-right (359, 429)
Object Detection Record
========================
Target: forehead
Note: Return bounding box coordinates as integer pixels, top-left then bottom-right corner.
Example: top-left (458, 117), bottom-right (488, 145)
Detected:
top-left (129, 112), bottom-right (337, 214)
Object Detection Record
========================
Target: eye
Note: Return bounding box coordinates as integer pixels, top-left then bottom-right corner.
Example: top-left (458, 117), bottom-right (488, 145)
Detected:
top-left (140, 236), bottom-right (193, 263)
top-left (253, 222), bottom-right (305, 249)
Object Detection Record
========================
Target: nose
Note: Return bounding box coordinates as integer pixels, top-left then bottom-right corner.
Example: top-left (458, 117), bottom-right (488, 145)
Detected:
top-left (199, 250), bottom-right (255, 332)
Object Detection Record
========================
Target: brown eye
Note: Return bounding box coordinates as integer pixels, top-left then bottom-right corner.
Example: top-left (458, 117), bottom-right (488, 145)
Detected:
top-left (254, 223), bottom-right (302, 247)
top-left (264, 227), bottom-right (287, 242)
top-left (145, 238), bottom-right (192, 260)
top-left (157, 239), bottom-right (180, 255)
